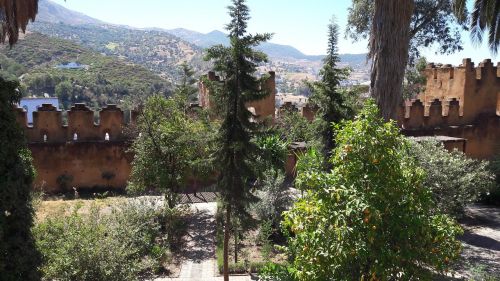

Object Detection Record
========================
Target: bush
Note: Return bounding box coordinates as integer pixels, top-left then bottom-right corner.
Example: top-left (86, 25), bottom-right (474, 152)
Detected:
top-left (0, 78), bottom-right (41, 280)
top-left (256, 220), bottom-right (274, 261)
top-left (259, 263), bottom-right (295, 281)
top-left (276, 109), bottom-right (317, 145)
top-left (482, 151), bottom-right (500, 205)
top-left (34, 199), bottom-right (172, 281)
top-left (253, 169), bottom-right (293, 226)
top-left (249, 261), bottom-right (267, 273)
top-left (408, 139), bottom-right (494, 216)
top-left (279, 101), bottom-right (463, 280)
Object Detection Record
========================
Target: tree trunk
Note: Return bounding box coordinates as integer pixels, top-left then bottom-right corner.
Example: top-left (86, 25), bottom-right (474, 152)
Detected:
top-left (234, 229), bottom-right (238, 264)
top-left (369, 0), bottom-right (414, 121)
top-left (223, 204), bottom-right (231, 281)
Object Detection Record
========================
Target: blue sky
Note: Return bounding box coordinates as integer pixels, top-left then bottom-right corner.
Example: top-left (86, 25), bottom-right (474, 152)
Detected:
top-left (51, 0), bottom-right (496, 64)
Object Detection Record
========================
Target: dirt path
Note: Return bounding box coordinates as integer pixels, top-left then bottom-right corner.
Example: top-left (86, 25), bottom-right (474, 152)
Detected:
top-left (155, 202), bottom-right (251, 281)
top-left (453, 204), bottom-right (500, 279)
top-left (178, 202), bottom-right (217, 278)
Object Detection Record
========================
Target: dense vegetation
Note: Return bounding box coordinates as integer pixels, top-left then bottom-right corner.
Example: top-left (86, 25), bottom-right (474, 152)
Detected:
top-left (0, 33), bottom-right (171, 109)
top-left (34, 199), bottom-right (177, 281)
top-left (262, 101), bottom-right (464, 280)
top-left (0, 77), bottom-right (41, 280)
top-left (409, 139), bottom-right (494, 217)
top-left (127, 95), bottom-right (214, 208)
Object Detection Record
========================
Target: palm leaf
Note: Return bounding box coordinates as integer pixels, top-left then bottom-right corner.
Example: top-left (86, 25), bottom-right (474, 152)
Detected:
top-left (0, 0), bottom-right (39, 46)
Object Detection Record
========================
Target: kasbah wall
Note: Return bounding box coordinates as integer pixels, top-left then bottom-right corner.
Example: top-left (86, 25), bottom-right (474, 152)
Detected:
top-left (398, 58), bottom-right (500, 159)
top-left (15, 61), bottom-right (499, 193)
top-left (15, 72), bottom-right (278, 193)
top-left (14, 103), bottom-right (136, 193)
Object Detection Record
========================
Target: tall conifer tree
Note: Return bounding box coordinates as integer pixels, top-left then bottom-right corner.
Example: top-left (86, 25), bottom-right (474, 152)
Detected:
top-left (205, 0), bottom-right (272, 279)
top-left (309, 17), bottom-right (351, 166)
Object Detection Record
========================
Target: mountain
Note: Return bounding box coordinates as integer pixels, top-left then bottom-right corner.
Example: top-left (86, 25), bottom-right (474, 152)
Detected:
top-left (166, 28), bottom-right (370, 65)
top-left (166, 28), bottom-right (321, 60)
top-left (29, 21), bottom-right (208, 83)
top-left (36, 0), bottom-right (103, 25)
top-left (25, 0), bottom-right (370, 94)
top-left (0, 32), bottom-right (171, 108)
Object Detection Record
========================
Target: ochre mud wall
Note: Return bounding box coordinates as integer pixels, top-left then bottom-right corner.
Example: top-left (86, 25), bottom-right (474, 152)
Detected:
top-left (29, 142), bottom-right (132, 193)
top-left (399, 58), bottom-right (500, 159)
top-left (15, 103), bottom-right (134, 193)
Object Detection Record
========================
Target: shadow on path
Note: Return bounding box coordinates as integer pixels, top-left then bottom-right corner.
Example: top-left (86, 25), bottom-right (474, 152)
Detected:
top-left (180, 207), bottom-right (216, 263)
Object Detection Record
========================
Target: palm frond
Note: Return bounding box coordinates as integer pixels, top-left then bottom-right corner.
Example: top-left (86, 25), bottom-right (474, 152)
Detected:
top-left (0, 0), bottom-right (39, 46)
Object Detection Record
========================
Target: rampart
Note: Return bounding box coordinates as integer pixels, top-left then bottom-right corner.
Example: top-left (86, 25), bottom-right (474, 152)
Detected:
top-left (399, 58), bottom-right (500, 159)
top-left (15, 99), bottom-right (303, 193)
top-left (15, 104), bottom-right (135, 193)
top-left (198, 71), bottom-right (276, 121)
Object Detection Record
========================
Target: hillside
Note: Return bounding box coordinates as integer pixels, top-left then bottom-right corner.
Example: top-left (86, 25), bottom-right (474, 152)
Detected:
top-left (36, 0), bottom-right (103, 25)
top-left (26, 0), bottom-right (370, 94)
top-left (29, 21), bottom-right (209, 82)
top-left (0, 33), bottom-right (171, 109)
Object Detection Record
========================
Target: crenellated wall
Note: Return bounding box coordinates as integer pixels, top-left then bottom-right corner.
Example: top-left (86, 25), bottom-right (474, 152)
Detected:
top-left (399, 58), bottom-right (500, 159)
top-left (198, 71), bottom-right (277, 121)
top-left (15, 103), bottom-right (134, 193)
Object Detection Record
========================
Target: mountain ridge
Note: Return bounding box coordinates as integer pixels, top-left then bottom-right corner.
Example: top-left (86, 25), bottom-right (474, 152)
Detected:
top-left (34, 0), bottom-right (367, 63)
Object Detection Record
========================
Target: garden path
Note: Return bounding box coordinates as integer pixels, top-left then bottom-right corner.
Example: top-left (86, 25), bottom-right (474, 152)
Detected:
top-left (456, 204), bottom-right (500, 279)
top-left (155, 201), bottom-right (252, 281)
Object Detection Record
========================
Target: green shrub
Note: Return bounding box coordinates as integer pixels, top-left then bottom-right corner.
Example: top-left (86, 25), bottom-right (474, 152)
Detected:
top-left (276, 109), bottom-right (318, 145)
top-left (0, 78), bottom-right (41, 280)
top-left (259, 262), bottom-right (295, 281)
top-left (257, 220), bottom-right (274, 261)
top-left (249, 261), bottom-right (267, 273)
top-left (469, 264), bottom-right (499, 281)
top-left (34, 199), bottom-right (172, 281)
top-left (280, 100), bottom-right (463, 280)
top-left (482, 151), bottom-right (500, 205)
top-left (408, 139), bottom-right (494, 217)
top-left (253, 169), bottom-right (293, 226)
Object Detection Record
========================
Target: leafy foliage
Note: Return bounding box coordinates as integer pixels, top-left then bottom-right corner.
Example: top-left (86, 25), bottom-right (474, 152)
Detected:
top-left (403, 57), bottom-right (428, 99)
top-left (0, 77), bottom-right (41, 280)
top-left (279, 101), bottom-right (463, 280)
top-left (453, 0), bottom-right (500, 55)
top-left (174, 62), bottom-right (199, 110)
top-left (482, 150), bottom-right (500, 205)
top-left (276, 109), bottom-right (317, 145)
top-left (254, 134), bottom-right (289, 176)
top-left (128, 95), bottom-right (214, 208)
top-left (347, 0), bottom-right (468, 64)
top-left (259, 263), bottom-right (295, 281)
top-left (409, 139), bottom-right (494, 216)
top-left (34, 200), bottom-right (173, 281)
top-left (253, 169), bottom-right (293, 226)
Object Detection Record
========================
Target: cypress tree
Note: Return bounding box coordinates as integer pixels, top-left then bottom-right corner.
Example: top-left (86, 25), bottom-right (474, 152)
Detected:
top-left (309, 17), bottom-right (352, 167)
top-left (0, 77), bottom-right (41, 280)
top-left (205, 0), bottom-right (272, 279)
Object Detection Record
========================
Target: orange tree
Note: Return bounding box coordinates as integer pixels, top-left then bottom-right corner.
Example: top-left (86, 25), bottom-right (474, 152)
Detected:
top-left (278, 100), bottom-right (462, 280)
